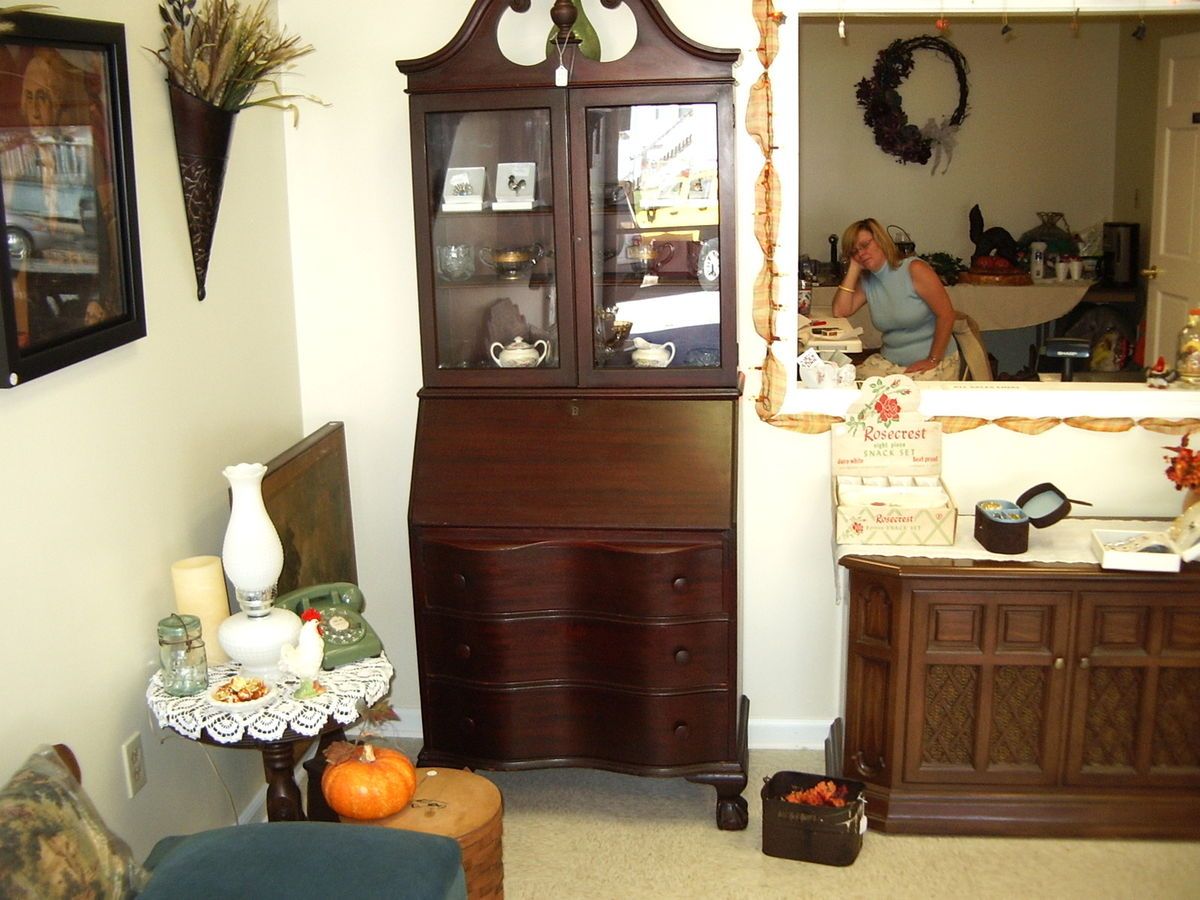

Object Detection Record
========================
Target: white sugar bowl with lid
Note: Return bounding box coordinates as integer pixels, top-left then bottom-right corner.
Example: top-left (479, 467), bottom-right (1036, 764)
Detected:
top-left (490, 336), bottom-right (549, 368)
top-left (630, 337), bottom-right (675, 368)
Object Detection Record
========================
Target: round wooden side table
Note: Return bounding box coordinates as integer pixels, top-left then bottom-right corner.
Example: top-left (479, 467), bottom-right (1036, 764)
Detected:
top-left (342, 767), bottom-right (503, 899)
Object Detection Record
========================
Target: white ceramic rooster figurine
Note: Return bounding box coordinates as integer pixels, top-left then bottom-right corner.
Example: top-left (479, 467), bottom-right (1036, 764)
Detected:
top-left (279, 611), bottom-right (326, 698)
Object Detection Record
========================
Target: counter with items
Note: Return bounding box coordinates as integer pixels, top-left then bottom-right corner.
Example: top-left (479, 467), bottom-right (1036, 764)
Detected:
top-left (810, 281), bottom-right (1095, 346)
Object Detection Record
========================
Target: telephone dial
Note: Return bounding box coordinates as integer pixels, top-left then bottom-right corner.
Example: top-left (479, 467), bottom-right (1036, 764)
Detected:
top-left (275, 582), bottom-right (383, 669)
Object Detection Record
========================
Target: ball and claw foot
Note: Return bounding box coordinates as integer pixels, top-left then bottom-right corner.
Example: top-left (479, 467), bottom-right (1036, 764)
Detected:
top-left (716, 794), bottom-right (749, 831)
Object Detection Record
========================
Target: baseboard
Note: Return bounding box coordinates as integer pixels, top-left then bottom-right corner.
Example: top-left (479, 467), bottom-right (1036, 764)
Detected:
top-left (747, 718), bottom-right (831, 750)
top-left (359, 709), bottom-right (831, 751)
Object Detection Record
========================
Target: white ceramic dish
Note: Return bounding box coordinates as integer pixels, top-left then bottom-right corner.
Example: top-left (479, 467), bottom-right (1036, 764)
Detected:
top-left (206, 677), bottom-right (277, 714)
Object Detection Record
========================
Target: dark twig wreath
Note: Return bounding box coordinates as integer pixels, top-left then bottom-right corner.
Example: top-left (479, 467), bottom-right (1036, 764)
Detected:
top-left (854, 36), bottom-right (970, 167)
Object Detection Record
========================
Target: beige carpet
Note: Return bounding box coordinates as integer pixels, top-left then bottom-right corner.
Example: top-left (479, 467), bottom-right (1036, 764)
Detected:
top-left (395, 741), bottom-right (1199, 900)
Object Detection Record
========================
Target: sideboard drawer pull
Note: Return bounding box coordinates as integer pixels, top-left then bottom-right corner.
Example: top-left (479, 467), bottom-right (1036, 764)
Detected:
top-left (1079, 657), bottom-right (1090, 669)
top-left (453, 573), bottom-right (467, 590)
top-left (455, 643), bottom-right (471, 660)
top-left (674, 648), bottom-right (691, 665)
top-left (674, 722), bottom-right (689, 739)
top-left (672, 576), bottom-right (688, 593)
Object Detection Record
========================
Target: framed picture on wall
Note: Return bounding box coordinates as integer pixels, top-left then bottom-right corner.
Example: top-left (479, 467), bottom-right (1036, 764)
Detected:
top-left (0, 13), bottom-right (145, 388)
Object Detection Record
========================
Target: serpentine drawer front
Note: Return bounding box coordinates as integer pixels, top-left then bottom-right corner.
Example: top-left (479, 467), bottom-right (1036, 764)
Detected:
top-left (419, 611), bottom-right (729, 689)
top-left (415, 535), bottom-right (728, 617)
top-left (422, 682), bottom-right (731, 768)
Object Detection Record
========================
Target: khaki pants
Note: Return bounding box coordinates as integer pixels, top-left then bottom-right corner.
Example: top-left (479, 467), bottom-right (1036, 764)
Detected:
top-left (856, 350), bottom-right (960, 381)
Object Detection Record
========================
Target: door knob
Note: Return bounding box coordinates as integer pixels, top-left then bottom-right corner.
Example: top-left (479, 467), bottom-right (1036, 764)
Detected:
top-left (1141, 266), bottom-right (1162, 279)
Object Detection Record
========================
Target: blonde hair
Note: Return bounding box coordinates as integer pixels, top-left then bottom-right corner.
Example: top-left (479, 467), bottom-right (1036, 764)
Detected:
top-left (841, 218), bottom-right (902, 270)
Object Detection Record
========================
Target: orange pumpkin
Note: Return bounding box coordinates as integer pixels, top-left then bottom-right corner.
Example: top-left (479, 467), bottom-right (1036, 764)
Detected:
top-left (320, 743), bottom-right (417, 820)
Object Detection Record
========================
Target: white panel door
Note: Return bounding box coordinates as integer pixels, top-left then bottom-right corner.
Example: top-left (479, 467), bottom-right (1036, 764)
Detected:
top-left (1147, 32), bottom-right (1200, 365)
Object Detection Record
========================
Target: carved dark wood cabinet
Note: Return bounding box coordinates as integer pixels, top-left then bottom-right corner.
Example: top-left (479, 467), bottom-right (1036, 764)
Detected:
top-left (398, 0), bottom-right (747, 829)
top-left (841, 554), bottom-right (1200, 838)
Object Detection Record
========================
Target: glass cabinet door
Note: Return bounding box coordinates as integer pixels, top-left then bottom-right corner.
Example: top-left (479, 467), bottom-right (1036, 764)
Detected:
top-left (419, 102), bottom-right (571, 384)
top-left (581, 100), bottom-right (727, 380)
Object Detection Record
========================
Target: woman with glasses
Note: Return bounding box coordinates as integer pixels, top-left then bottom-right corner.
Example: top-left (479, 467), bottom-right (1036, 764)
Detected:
top-left (832, 218), bottom-right (959, 380)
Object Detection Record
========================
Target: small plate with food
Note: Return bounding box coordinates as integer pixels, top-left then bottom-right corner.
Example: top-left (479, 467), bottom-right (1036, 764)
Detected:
top-left (207, 675), bottom-right (276, 714)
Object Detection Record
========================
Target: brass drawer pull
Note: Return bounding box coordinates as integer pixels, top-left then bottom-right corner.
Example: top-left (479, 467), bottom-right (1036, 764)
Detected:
top-left (1079, 657), bottom-right (1090, 669)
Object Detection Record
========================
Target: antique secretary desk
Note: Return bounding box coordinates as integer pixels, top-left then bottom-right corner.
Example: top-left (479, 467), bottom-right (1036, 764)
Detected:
top-left (397, 0), bottom-right (748, 828)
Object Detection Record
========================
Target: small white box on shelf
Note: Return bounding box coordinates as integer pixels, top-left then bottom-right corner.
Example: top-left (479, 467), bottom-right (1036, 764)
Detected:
top-left (493, 162), bottom-right (536, 210)
top-left (442, 166), bottom-right (487, 212)
top-left (1092, 509), bottom-right (1200, 573)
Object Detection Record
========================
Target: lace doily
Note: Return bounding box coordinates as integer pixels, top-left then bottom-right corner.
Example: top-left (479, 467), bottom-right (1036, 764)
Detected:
top-left (147, 654), bottom-right (393, 744)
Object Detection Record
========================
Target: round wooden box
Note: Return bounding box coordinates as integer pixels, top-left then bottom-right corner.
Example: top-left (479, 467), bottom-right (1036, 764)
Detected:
top-left (342, 767), bottom-right (504, 899)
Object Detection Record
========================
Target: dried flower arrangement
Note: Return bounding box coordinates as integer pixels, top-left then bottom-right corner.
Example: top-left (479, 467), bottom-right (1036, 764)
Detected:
top-left (1164, 433), bottom-right (1200, 492)
top-left (152, 0), bottom-right (323, 123)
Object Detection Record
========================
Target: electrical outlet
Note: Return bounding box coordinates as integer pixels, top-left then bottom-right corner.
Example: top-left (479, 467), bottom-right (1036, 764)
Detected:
top-left (121, 732), bottom-right (147, 798)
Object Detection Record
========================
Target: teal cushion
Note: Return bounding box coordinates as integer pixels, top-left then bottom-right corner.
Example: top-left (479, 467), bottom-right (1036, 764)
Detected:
top-left (139, 821), bottom-right (466, 900)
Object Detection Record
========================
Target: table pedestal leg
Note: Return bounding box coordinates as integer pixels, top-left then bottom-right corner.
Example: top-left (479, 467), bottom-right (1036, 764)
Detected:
top-left (302, 728), bottom-right (346, 822)
top-left (260, 742), bottom-right (304, 822)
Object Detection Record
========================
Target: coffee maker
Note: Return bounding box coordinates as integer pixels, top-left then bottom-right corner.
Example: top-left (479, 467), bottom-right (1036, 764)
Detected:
top-left (1102, 222), bottom-right (1138, 287)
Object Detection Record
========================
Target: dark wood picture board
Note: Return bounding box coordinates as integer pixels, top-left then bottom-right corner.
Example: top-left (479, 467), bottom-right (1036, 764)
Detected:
top-left (260, 421), bottom-right (358, 596)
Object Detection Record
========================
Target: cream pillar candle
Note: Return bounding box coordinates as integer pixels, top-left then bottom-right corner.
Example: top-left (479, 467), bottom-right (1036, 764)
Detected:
top-left (171, 555), bottom-right (231, 664)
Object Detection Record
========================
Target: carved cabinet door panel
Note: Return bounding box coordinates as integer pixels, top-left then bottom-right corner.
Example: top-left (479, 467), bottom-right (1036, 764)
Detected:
top-left (843, 571), bottom-right (906, 788)
top-left (904, 589), bottom-right (1072, 785)
top-left (1065, 592), bottom-right (1200, 787)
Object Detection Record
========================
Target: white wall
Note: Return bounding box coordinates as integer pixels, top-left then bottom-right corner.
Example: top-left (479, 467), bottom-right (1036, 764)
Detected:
top-left (280, 0), bottom-right (762, 731)
top-left (281, 1), bottom-right (1200, 759)
top-left (798, 18), bottom-right (1119, 264)
top-left (2, 0), bottom-right (1193, 863)
top-left (0, 0), bottom-right (303, 859)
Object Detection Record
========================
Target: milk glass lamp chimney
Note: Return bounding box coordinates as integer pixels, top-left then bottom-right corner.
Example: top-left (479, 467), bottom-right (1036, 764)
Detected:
top-left (217, 463), bottom-right (300, 676)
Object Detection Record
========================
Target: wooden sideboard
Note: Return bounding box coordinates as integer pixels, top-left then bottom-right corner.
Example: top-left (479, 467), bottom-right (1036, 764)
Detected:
top-left (840, 553), bottom-right (1200, 838)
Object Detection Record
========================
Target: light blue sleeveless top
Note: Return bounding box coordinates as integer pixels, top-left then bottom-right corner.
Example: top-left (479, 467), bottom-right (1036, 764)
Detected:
top-left (862, 258), bottom-right (941, 366)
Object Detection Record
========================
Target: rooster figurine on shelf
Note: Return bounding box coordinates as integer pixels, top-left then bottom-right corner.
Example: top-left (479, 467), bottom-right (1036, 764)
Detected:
top-left (280, 609), bottom-right (326, 698)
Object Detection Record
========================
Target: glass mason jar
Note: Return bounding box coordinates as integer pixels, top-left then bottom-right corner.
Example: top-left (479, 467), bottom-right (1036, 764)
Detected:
top-left (158, 614), bottom-right (209, 696)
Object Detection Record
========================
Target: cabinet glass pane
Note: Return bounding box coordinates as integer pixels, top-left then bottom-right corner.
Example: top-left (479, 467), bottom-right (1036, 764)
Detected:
top-left (586, 103), bottom-right (721, 370)
top-left (426, 109), bottom-right (559, 370)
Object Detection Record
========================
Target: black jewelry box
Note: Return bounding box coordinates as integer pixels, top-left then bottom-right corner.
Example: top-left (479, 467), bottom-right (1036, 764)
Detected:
top-left (975, 483), bottom-right (1079, 554)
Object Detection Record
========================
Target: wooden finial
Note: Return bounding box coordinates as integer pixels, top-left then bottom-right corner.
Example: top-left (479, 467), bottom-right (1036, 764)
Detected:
top-left (550, 0), bottom-right (580, 46)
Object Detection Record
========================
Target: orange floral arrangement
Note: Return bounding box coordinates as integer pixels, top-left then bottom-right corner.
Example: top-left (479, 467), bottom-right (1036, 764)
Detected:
top-left (1164, 434), bottom-right (1200, 492)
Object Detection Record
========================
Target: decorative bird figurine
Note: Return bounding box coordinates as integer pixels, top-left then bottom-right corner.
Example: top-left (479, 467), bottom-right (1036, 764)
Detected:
top-left (279, 610), bottom-right (326, 698)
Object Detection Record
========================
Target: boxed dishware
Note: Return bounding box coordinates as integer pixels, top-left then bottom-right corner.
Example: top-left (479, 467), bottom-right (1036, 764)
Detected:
top-left (1092, 506), bottom-right (1200, 573)
top-left (832, 375), bottom-right (956, 545)
top-left (761, 771), bottom-right (867, 866)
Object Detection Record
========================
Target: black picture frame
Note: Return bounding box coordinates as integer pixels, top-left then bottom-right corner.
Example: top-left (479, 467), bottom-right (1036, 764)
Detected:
top-left (0, 13), bottom-right (144, 387)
